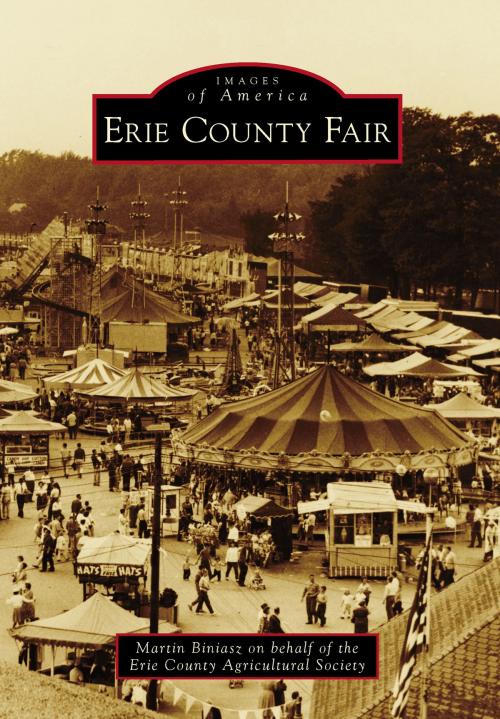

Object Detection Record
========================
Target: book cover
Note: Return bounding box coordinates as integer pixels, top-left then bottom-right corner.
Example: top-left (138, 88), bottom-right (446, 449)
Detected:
top-left (0, 2), bottom-right (498, 719)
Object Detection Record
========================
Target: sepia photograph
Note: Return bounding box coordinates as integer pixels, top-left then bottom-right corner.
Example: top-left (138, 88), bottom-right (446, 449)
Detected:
top-left (0, 1), bottom-right (498, 718)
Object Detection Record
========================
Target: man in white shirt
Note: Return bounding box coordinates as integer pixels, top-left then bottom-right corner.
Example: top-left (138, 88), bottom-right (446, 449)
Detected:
top-left (227, 523), bottom-right (239, 543)
top-left (382, 572), bottom-right (400, 620)
top-left (225, 542), bottom-right (239, 580)
top-left (469, 506), bottom-right (483, 548)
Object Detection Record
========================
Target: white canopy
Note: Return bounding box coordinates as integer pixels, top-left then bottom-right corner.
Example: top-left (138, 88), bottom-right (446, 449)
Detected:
top-left (297, 481), bottom-right (430, 515)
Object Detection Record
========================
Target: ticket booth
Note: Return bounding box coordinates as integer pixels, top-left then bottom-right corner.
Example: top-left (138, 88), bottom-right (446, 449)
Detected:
top-left (147, 485), bottom-right (182, 537)
top-left (298, 481), bottom-right (428, 578)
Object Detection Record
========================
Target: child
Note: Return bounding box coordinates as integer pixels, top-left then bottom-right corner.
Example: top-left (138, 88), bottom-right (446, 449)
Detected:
top-left (182, 555), bottom-right (191, 581)
top-left (211, 555), bottom-right (222, 582)
top-left (55, 531), bottom-right (69, 562)
top-left (250, 570), bottom-right (266, 590)
top-left (357, 577), bottom-right (372, 606)
top-left (340, 589), bottom-right (354, 619)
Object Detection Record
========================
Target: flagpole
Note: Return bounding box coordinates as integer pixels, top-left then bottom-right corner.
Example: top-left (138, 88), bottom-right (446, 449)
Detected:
top-left (420, 510), bottom-right (434, 719)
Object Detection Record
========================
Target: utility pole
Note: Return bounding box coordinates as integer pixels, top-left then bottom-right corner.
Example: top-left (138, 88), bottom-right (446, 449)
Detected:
top-left (146, 422), bottom-right (170, 711)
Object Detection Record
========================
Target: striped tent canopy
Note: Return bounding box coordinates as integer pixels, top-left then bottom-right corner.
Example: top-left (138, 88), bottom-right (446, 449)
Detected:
top-left (176, 365), bottom-right (473, 472)
top-left (43, 358), bottom-right (126, 390)
top-left (0, 379), bottom-right (38, 404)
top-left (80, 366), bottom-right (196, 402)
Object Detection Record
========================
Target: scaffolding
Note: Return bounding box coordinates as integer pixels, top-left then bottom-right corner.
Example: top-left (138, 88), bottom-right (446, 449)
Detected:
top-left (42, 233), bottom-right (94, 350)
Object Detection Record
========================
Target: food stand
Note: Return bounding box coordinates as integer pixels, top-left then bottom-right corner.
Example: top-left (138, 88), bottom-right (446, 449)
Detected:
top-left (0, 411), bottom-right (66, 474)
top-left (298, 482), bottom-right (429, 577)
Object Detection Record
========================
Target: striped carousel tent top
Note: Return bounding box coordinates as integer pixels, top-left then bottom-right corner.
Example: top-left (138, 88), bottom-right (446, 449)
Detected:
top-left (43, 358), bottom-right (126, 390)
top-left (80, 366), bottom-right (197, 402)
top-left (180, 364), bottom-right (471, 457)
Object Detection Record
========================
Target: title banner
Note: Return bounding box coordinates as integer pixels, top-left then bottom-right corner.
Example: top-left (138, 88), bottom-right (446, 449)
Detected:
top-left (93, 63), bottom-right (402, 164)
top-left (116, 634), bottom-right (378, 680)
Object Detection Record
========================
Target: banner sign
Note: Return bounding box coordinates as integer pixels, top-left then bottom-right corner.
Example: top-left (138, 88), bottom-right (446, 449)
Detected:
top-left (116, 633), bottom-right (378, 680)
top-left (76, 563), bottom-right (144, 578)
top-left (9, 454), bottom-right (48, 468)
top-left (93, 63), bottom-right (402, 164)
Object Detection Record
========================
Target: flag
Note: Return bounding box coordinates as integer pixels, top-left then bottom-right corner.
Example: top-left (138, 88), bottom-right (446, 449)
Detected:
top-left (391, 536), bottom-right (431, 718)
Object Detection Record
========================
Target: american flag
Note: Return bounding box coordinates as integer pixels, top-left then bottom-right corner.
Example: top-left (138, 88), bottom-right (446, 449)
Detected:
top-left (391, 537), bottom-right (431, 719)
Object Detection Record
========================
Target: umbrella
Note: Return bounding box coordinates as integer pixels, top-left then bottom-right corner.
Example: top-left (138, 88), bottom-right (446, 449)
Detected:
top-left (0, 327), bottom-right (18, 336)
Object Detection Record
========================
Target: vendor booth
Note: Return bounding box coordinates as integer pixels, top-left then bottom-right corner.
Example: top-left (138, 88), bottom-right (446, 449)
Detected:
top-left (10, 592), bottom-right (178, 688)
top-left (298, 482), bottom-right (429, 577)
top-left (233, 494), bottom-right (294, 562)
top-left (76, 533), bottom-right (151, 611)
top-left (146, 484), bottom-right (183, 537)
top-left (0, 410), bottom-right (66, 473)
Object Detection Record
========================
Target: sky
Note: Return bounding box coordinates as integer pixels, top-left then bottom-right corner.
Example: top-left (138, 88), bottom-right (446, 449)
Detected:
top-left (0, 0), bottom-right (499, 157)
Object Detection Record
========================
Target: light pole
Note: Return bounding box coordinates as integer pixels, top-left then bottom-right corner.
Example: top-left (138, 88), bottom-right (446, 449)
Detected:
top-left (146, 422), bottom-right (170, 711)
top-left (423, 467), bottom-right (440, 508)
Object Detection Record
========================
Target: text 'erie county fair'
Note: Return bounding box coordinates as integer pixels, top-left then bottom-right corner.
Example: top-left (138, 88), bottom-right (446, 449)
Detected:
top-left (117, 637), bottom-right (378, 679)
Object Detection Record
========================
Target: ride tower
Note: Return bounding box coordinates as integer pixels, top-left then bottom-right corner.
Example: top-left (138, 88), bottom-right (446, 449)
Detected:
top-left (269, 182), bottom-right (305, 387)
top-left (129, 185), bottom-right (150, 309)
top-left (86, 188), bottom-right (108, 348)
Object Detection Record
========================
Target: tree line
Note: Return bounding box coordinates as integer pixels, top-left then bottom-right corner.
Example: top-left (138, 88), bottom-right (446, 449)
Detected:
top-left (0, 108), bottom-right (498, 309)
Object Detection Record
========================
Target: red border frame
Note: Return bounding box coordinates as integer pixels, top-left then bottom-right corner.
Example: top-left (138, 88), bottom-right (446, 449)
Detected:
top-left (115, 632), bottom-right (380, 681)
top-left (93, 62), bottom-right (402, 165)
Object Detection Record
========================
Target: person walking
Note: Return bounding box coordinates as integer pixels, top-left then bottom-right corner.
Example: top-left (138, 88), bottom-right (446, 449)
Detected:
top-left (267, 607), bottom-right (285, 633)
top-left (469, 506), bottom-right (483, 548)
top-left (383, 572), bottom-right (400, 620)
top-left (73, 443), bottom-right (85, 479)
top-left (137, 502), bottom-right (148, 538)
top-left (91, 449), bottom-right (101, 486)
top-left (441, 546), bottom-right (456, 586)
top-left (315, 586), bottom-right (328, 627)
top-left (301, 574), bottom-right (320, 624)
top-left (40, 528), bottom-right (56, 572)
top-left (352, 599), bottom-right (370, 633)
top-left (66, 411), bottom-right (78, 440)
top-left (61, 443), bottom-right (71, 478)
top-left (225, 542), bottom-right (239, 581)
top-left (195, 569), bottom-right (215, 614)
top-left (121, 454), bottom-right (134, 492)
top-left (14, 476), bottom-right (28, 518)
top-left (188, 568), bottom-right (203, 611)
top-left (237, 542), bottom-right (250, 586)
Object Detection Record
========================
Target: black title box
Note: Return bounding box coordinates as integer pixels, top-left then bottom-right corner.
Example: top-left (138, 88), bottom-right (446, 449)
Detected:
top-left (116, 633), bottom-right (378, 680)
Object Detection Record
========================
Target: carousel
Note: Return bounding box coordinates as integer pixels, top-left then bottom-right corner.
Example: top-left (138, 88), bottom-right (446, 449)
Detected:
top-left (174, 364), bottom-right (476, 477)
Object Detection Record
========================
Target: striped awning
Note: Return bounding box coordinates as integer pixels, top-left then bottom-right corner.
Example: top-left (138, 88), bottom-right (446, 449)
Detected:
top-left (43, 358), bottom-right (126, 390)
top-left (180, 365), bottom-right (471, 457)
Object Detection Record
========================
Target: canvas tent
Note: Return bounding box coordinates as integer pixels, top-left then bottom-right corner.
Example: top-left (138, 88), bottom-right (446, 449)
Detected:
top-left (328, 333), bottom-right (413, 354)
top-left (301, 304), bottom-right (366, 333)
top-left (425, 392), bottom-right (500, 421)
top-left (80, 366), bottom-right (196, 402)
top-left (175, 365), bottom-right (474, 473)
top-left (43, 358), bottom-right (126, 390)
top-left (0, 379), bottom-right (38, 404)
top-left (10, 591), bottom-right (178, 649)
top-left (365, 353), bottom-right (484, 378)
